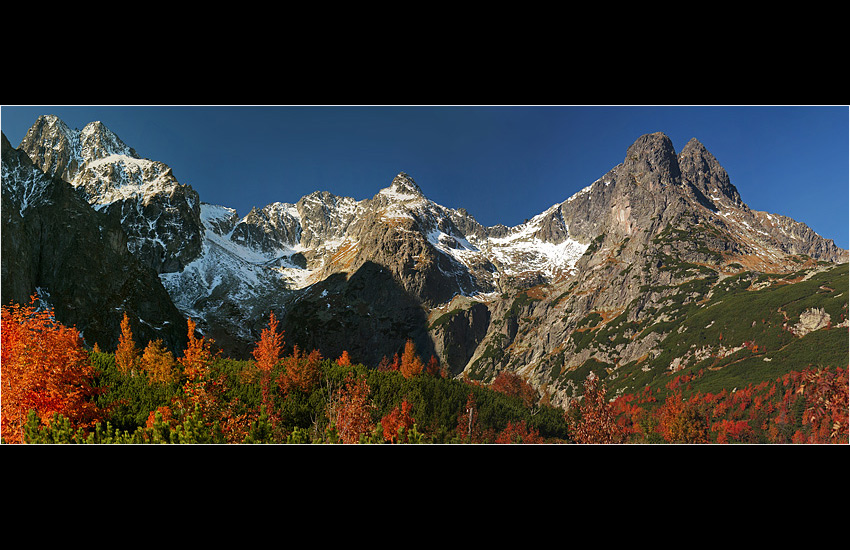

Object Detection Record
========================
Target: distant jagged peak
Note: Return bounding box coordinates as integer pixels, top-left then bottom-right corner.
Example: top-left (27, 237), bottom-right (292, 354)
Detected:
top-left (78, 120), bottom-right (138, 161)
top-left (379, 172), bottom-right (426, 200)
top-left (27, 114), bottom-right (75, 141)
top-left (620, 131), bottom-right (682, 188)
top-left (19, 114), bottom-right (81, 180)
top-left (20, 114), bottom-right (140, 183)
top-left (678, 136), bottom-right (743, 207)
top-left (23, 115), bottom-right (138, 163)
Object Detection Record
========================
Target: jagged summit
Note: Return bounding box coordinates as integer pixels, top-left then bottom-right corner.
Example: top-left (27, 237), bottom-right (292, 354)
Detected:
top-left (613, 133), bottom-right (741, 206)
top-left (379, 172), bottom-right (425, 199)
top-left (78, 120), bottom-right (138, 161)
top-left (17, 115), bottom-right (204, 275)
top-left (620, 131), bottom-right (682, 189)
top-left (1, 129), bottom-right (187, 352)
top-left (678, 136), bottom-right (743, 207)
top-left (20, 116), bottom-right (138, 182)
top-left (19, 115), bottom-right (81, 181)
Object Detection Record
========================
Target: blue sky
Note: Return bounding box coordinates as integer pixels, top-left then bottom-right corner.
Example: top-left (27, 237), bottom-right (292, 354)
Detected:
top-left (2, 105), bottom-right (847, 249)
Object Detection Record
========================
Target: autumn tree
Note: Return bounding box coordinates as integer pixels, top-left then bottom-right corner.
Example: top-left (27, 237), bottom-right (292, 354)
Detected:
top-left (381, 398), bottom-right (416, 443)
top-left (425, 355), bottom-right (444, 377)
top-left (490, 371), bottom-right (539, 408)
top-left (1, 297), bottom-right (100, 443)
top-left (797, 366), bottom-right (849, 443)
top-left (712, 419), bottom-right (755, 444)
top-left (494, 420), bottom-right (544, 444)
top-left (376, 355), bottom-right (392, 371)
top-left (253, 312), bottom-right (284, 372)
top-left (252, 311), bottom-right (284, 414)
top-left (279, 346), bottom-right (322, 395)
top-left (399, 339), bottom-right (423, 379)
top-left (140, 338), bottom-right (176, 385)
top-left (655, 392), bottom-right (709, 443)
top-left (329, 373), bottom-right (375, 444)
top-left (115, 312), bottom-right (140, 375)
top-left (337, 350), bottom-right (352, 367)
top-left (567, 374), bottom-right (627, 444)
top-left (179, 318), bottom-right (213, 377)
top-left (176, 318), bottom-right (217, 418)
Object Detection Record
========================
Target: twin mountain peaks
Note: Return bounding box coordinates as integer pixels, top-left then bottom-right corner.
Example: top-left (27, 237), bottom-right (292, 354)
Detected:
top-left (3, 114), bottom-right (846, 408)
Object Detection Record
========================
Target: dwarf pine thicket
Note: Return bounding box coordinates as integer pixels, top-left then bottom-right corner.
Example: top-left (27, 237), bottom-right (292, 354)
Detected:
top-left (2, 294), bottom-right (847, 444)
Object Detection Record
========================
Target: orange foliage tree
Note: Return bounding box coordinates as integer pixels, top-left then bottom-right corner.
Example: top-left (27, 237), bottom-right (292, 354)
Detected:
top-left (399, 339), bottom-right (423, 379)
top-left (1, 297), bottom-right (100, 443)
top-left (381, 398), bottom-right (415, 443)
top-left (179, 318), bottom-right (214, 377)
top-left (336, 350), bottom-right (352, 366)
top-left (490, 371), bottom-right (538, 408)
top-left (252, 311), bottom-right (284, 414)
top-left (425, 355), bottom-right (444, 377)
top-left (655, 391), bottom-right (709, 443)
top-left (279, 346), bottom-right (322, 395)
top-left (115, 311), bottom-right (139, 375)
top-left (567, 374), bottom-right (627, 444)
top-left (140, 338), bottom-right (176, 385)
top-left (712, 418), bottom-right (755, 444)
top-left (330, 373), bottom-right (375, 444)
top-left (176, 318), bottom-right (217, 416)
top-left (494, 420), bottom-right (544, 443)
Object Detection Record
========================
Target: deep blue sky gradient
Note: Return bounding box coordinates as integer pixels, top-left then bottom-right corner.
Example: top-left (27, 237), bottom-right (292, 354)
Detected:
top-left (2, 105), bottom-right (847, 249)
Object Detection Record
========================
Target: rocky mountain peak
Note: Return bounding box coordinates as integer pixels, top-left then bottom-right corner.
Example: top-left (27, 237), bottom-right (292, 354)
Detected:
top-left (678, 137), bottom-right (742, 208)
top-left (621, 132), bottom-right (681, 189)
top-left (380, 172), bottom-right (425, 199)
top-left (19, 116), bottom-right (139, 182)
top-left (19, 114), bottom-right (80, 181)
top-left (78, 120), bottom-right (138, 162)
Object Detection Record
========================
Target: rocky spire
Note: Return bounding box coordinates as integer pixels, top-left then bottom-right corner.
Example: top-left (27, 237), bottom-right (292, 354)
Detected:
top-left (19, 114), bottom-right (80, 181)
top-left (678, 137), bottom-right (742, 207)
top-left (620, 132), bottom-right (681, 189)
top-left (19, 116), bottom-right (139, 183)
top-left (381, 172), bottom-right (425, 198)
top-left (78, 120), bottom-right (138, 162)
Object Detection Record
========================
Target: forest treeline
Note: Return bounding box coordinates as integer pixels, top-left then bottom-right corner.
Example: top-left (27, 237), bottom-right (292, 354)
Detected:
top-left (2, 296), bottom-right (847, 444)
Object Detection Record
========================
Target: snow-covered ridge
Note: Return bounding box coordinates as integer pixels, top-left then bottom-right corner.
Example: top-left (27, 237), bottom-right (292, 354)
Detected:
top-left (160, 202), bottom-right (314, 329)
top-left (201, 203), bottom-right (304, 265)
top-left (370, 177), bottom-right (589, 283)
top-left (479, 204), bottom-right (588, 277)
top-left (76, 154), bottom-right (179, 208)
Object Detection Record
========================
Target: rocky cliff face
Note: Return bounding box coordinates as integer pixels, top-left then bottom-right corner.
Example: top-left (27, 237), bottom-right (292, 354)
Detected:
top-left (1, 132), bottom-right (187, 352)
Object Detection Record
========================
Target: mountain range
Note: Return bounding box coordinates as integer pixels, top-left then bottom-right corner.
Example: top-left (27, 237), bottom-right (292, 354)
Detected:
top-left (3, 114), bottom-right (846, 408)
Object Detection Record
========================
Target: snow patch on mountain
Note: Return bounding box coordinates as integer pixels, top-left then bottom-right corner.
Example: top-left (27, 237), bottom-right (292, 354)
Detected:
top-left (160, 203), bottom-right (307, 326)
top-left (473, 203), bottom-right (589, 278)
top-left (483, 224), bottom-right (588, 277)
